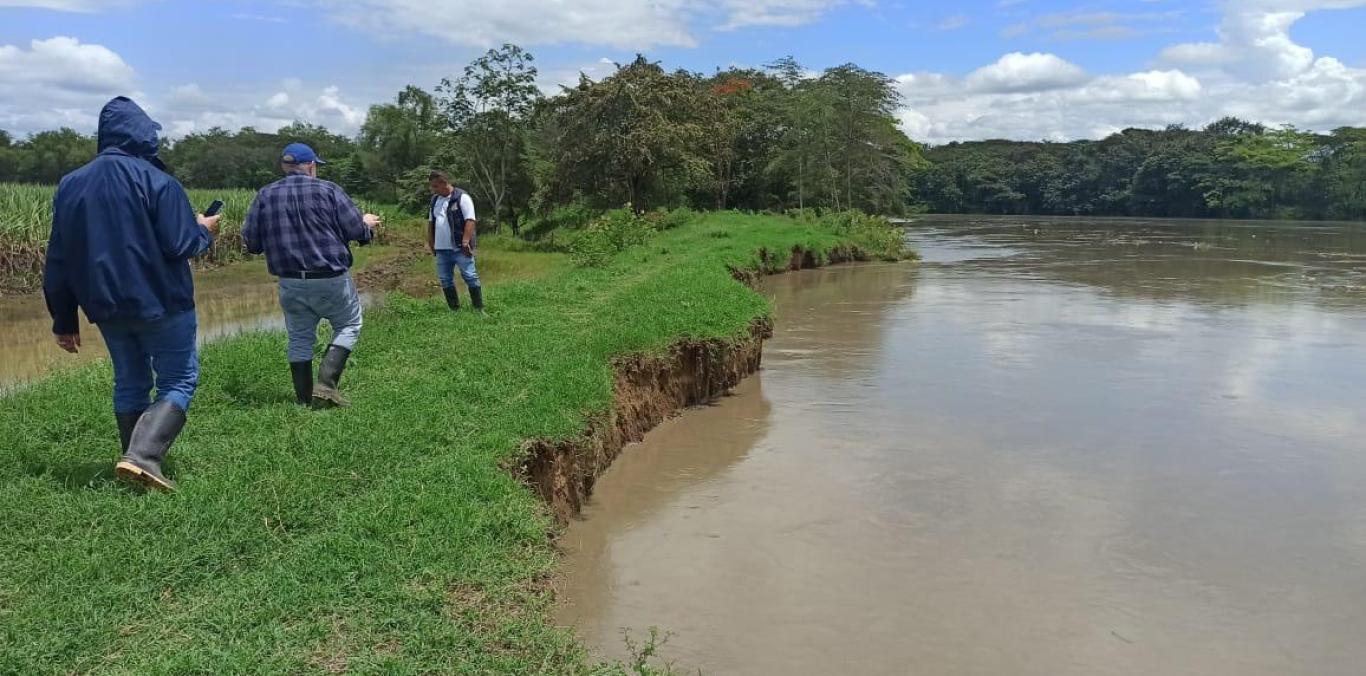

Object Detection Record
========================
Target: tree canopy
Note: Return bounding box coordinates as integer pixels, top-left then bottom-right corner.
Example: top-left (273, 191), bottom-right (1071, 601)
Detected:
top-left (914, 119), bottom-right (1366, 221)
top-left (4, 46), bottom-right (1360, 223)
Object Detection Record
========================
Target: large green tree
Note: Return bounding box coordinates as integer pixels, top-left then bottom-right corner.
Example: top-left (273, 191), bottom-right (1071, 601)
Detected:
top-left (764, 58), bottom-right (921, 213)
top-left (359, 86), bottom-right (444, 202)
top-left (536, 56), bottom-right (709, 212)
top-left (11, 129), bottom-right (96, 184)
top-left (436, 44), bottom-right (540, 230)
top-left (1317, 127), bottom-right (1366, 220)
top-left (0, 130), bottom-right (17, 182)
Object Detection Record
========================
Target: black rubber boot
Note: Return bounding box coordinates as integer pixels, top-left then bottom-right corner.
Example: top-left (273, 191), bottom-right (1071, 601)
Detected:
top-left (469, 286), bottom-right (485, 311)
top-left (290, 361), bottom-right (313, 405)
top-left (442, 286), bottom-right (461, 311)
top-left (115, 412), bottom-right (143, 454)
top-left (114, 399), bottom-right (185, 492)
top-left (312, 344), bottom-right (352, 408)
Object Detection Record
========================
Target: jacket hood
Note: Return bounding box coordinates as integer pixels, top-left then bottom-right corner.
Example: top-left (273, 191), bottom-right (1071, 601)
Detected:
top-left (97, 97), bottom-right (165, 169)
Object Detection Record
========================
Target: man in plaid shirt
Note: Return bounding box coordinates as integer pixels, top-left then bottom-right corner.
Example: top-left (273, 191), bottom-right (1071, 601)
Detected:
top-left (242, 143), bottom-right (381, 407)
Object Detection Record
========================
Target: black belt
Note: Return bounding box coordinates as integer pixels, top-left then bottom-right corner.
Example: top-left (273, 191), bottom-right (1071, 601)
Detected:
top-left (284, 270), bottom-right (345, 280)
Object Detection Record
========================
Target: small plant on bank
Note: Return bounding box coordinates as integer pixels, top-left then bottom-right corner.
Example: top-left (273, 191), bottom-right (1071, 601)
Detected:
top-left (779, 208), bottom-right (913, 262)
top-left (593, 627), bottom-right (680, 676)
top-left (653, 207), bottom-right (699, 231)
top-left (819, 210), bottom-right (912, 261)
top-left (569, 207), bottom-right (658, 267)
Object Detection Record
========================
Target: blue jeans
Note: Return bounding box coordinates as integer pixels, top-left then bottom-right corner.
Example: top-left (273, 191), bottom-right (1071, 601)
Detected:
top-left (278, 274), bottom-right (364, 363)
top-left (435, 249), bottom-right (481, 291)
top-left (97, 310), bottom-right (199, 415)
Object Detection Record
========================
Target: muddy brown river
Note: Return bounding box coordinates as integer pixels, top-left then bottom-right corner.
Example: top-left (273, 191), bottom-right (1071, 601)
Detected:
top-left (556, 215), bottom-right (1366, 675)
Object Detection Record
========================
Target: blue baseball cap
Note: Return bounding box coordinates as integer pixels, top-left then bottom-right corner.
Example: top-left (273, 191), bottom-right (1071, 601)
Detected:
top-left (281, 142), bottom-right (326, 165)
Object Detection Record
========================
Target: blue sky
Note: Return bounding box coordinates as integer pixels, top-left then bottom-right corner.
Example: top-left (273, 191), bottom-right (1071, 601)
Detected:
top-left (3, 0), bottom-right (1366, 142)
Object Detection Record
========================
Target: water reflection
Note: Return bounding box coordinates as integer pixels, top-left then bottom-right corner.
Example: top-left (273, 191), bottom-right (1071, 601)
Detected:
top-left (909, 214), bottom-right (1366, 308)
top-left (0, 279), bottom-right (284, 390)
top-left (559, 215), bottom-right (1366, 675)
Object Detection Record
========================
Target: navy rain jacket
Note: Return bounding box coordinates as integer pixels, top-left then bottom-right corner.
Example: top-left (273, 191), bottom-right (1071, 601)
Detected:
top-left (44, 97), bottom-right (213, 335)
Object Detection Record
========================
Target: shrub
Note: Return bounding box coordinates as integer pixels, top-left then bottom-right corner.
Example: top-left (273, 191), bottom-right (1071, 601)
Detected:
top-left (568, 207), bottom-right (657, 267)
top-left (566, 230), bottom-right (615, 268)
top-left (817, 210), bottom-right (913, 261)
top-left (638, 206), bottom-right (697, 232)
top-left (523, 199), bottom-right (597, 241)
top-left (784, 207), bottom-right (826, 223)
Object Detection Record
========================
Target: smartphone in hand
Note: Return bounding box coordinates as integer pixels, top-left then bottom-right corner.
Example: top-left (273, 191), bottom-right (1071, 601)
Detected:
top-left (204, 200), bottom-right (224, 217)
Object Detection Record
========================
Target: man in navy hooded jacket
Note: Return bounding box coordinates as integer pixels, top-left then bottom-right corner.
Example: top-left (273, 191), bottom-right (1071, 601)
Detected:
top-left (43, 96), bottom-right (220, 492)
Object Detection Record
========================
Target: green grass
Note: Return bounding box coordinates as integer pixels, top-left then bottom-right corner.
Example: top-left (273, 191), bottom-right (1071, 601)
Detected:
top-left (395, 235), bottom-right (572, 297)
top-left (0, 213), bottom-right (901, 673)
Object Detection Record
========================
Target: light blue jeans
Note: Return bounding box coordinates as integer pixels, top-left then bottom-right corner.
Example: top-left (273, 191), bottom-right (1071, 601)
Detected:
top-left (435, 248), bottom-right (481, 290)
top-left (278, 274), bottom-right (363, 362)
top-left (97, 310), bottom-right (199, 414)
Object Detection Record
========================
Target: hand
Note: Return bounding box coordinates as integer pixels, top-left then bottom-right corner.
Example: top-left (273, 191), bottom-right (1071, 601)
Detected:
top-left (426, 242), bottom-right (435, 255)
top-left (363, 213), bottom-right (382, 229)
top-left (55, 333), bottom-right (81, 354)
top-left (197, 213), bottom-right (221, 236)
top-left (461, 241), bottom-right (472, 254)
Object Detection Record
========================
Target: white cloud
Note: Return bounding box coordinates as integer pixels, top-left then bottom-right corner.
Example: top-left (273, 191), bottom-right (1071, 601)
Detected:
top-left (1011, 9), bottom-right (1185, 42)
top-left (310, 0), bottom-right (857, 49)
top-left (9, 0), bottom-right (859, 49)
top-left (897, 1), bottom-right (1366, 143)
top-left (1073, 70), bottom-right (1203, 103)
top-left (0, 36), bottom-right (133, 91)
top-left (965, 52), bottom-right (1087, 93)
top-left (0, 36), bottom-right (136, 133)
top-left (1159, 0), bottom-right (1366, 81)
top-left (718, 0), bottom-right (865, 29)
top-left (538, 58), bottom-right (618, 95)
top-left (159, 83), bottom-right (368, 137)
top-left (313, 0), bottom-right (696, 49)
top-left (168, 83), bottom-right (210, 109)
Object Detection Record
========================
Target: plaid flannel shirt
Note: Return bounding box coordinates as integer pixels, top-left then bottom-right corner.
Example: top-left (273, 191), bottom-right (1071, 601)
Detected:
top-left (242, 173), bottom-right (373, 277)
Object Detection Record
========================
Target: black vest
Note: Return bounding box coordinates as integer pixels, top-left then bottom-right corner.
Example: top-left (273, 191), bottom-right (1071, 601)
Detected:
top-left (429, 188), bottom-right (476, 249)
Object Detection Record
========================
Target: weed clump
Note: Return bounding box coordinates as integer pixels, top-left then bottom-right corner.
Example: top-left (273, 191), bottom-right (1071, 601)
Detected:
top-left (787, 208), bottom-right (913, 261)
top-left (569, 208), bottom-right (658, 267)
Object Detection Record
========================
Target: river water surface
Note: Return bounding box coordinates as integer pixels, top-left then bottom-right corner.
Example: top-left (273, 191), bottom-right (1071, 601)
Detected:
top-left (556, 215), bottom-right (1366, 675)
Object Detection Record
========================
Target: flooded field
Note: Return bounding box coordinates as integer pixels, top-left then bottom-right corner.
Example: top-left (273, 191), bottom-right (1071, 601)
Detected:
top-left (557, 215), bottom-right (1366, 675)
top-left (0, 265), bottom-right (286, 389)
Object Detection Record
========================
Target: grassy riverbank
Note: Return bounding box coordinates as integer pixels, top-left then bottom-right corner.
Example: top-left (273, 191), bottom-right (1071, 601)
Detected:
top-left (0, 212), bottom-right (907, 673)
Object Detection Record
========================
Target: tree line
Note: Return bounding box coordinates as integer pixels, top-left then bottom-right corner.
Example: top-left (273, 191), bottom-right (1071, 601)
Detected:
top-left (0, 47), bottom-right (920, 231)
top-left (916, 120), bottom-right (1366, 221)
top-left (4, 45), bottom-right (1364, 224)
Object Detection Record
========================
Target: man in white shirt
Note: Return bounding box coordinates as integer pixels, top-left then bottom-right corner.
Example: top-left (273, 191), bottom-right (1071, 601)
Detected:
top-left (426, 171), bottom-right (484, 312)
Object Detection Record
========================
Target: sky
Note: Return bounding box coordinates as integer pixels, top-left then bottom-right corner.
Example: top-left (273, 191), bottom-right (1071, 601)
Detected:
top-left (2, 0), bottom-right (1365, 144)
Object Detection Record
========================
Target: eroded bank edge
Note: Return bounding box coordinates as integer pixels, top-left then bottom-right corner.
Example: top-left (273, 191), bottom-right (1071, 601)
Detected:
top-left (519, 243), bottom-right (872, 523)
